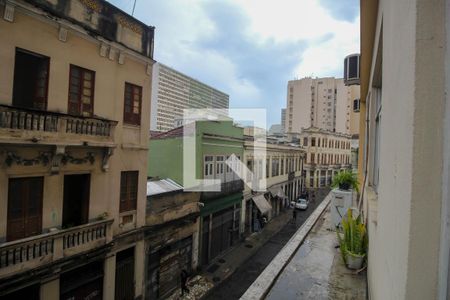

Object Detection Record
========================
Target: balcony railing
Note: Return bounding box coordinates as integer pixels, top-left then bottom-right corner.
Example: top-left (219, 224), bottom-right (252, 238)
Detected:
top-left (0, 219), bottom-right (113, 279)
top-left (0, 105), bottom-right (117, 142)
top-left (201, 179), bottom-right (244, 201)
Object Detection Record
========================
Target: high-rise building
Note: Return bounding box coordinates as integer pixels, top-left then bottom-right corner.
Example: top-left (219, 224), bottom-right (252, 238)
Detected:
top-left (281, 108), bottom-right (286, 133)
top-left (284, 77), bottom-right (360, 137)
top-left (150, 63), bottom-right (229, 132)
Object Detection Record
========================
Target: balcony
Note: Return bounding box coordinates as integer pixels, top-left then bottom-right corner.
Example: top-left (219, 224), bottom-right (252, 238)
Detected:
top-left (0, 219), bottom-right (113, 279)
top-left (0, 105), bottom-right (117, 147)
top-left (201, 179), bottom-right (244, 201)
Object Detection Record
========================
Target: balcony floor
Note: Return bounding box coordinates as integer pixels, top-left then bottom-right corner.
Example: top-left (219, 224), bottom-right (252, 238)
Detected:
top-left (266, 207), bottom-right (367, 299)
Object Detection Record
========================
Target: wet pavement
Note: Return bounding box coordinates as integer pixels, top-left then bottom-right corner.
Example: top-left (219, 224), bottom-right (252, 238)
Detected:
top-left (204, 188), bottom-right (330, 300)
top-left (266, 206), bottom-right (367, 300)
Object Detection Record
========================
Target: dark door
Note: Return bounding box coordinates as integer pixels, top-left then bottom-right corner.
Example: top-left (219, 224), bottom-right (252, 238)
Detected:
top-left (60, 261), bottom-right (103, 300)
top-left (0, 284), bottom-right (40, 300)
top-left (7, 177), bottom-right (43, 242)
top-left (63, 174), bottom-right (90, 228)
top-left (13, 48), bottom-right (49, 110)
top-left (201, 216), bottom-right (210, 265)
top-left (115, 247), bottom-right (135, 300)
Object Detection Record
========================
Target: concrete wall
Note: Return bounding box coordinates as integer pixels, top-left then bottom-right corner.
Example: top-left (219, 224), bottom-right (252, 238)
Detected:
top-left (361, 0), bottom-right (447, 298)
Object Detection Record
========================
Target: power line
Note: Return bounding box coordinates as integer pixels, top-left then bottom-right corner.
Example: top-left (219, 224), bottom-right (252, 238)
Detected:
top-left (132, 0), bottom-right (137, 16)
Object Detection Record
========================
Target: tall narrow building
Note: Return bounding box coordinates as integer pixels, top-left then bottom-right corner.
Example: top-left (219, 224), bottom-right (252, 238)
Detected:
top-left (285, 77), bottom-right (360, 138)
top-left (150, 63), bottom-right (229, 132)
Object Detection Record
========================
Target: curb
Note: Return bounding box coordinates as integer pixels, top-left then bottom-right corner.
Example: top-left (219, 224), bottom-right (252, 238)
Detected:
top-left (240, 193), bottom-right (332, 300)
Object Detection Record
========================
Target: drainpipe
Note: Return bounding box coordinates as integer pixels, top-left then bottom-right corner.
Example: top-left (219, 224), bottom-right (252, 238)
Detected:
top-left (358, 91), bottom-right (371, 221)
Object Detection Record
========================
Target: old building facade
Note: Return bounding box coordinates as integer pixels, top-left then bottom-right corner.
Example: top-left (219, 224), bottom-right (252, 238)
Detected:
top-left (299, 127), bottom-right (352, 189)
top-left (242, 138), bottom-right (305, 235)
top-left (0, 0), bottom-right (154, 299)
top-left (145, 179), bottom-right (200, 299)
top-left (148, 121), bottom-right (244, 267)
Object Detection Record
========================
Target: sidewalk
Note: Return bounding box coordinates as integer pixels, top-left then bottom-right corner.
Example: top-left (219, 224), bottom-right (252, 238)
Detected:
top-left (168, 209), bottom-right (295, 300)
top-left (262, 206), bottom-right (367, 299)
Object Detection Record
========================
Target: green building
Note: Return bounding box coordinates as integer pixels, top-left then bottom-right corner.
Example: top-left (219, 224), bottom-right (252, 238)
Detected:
top-left (149, 120), bottom-right (244, 265)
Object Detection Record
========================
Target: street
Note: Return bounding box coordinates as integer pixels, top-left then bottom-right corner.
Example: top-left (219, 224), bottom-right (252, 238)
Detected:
top-left (204, 188), bottom-right (330, 300)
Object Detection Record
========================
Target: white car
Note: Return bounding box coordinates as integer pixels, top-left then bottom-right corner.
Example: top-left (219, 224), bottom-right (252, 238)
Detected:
top-left (291, 198), bottom-right (308, 210)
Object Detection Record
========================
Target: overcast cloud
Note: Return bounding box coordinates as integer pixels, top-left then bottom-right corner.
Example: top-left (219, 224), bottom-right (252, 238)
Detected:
top-left (109, 0), bottom-right (359, 126)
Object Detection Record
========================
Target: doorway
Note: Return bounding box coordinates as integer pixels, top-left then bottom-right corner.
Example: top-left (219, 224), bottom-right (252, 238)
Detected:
top-left (13, 48), bottom-right (49, 110)
top-left (63, 174), bottom-right (90, 228)
top-left (7, 177), bottom-right (43, 241)
top-left (115, 247), bottom-right (135, 300)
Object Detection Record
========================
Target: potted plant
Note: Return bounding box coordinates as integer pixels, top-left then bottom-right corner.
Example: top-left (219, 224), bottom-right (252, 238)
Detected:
top-left (331, 171), bottom-right (359, 191)
top-left (337, 209), bottom-right (367, 270)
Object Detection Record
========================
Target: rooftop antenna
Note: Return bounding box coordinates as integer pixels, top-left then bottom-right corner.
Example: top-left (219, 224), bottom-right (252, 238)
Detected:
top-left (132, 0), bottom-right (137, 16)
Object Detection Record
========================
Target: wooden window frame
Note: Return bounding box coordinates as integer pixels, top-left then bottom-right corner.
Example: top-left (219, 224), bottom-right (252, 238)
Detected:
top-left (123, 82), bottom-right (142, 126)
top-left (68, 64), bottom-right (95, 117)
top-left (120, 171), bottom-right (138, 213)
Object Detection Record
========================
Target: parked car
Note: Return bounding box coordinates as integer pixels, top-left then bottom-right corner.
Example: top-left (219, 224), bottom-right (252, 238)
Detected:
top-left (291, 198), bottom-right (308, 210)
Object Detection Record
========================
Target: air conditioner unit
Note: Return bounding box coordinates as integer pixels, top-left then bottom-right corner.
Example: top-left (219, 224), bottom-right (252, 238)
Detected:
top-left (330, 188), bottom-right (355, 230)
top-left (344, 54), bottom-right (360, 86)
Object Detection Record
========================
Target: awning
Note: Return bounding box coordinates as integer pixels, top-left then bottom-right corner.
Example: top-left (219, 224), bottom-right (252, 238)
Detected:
top-left (269, 187), bottom-right (287, 199)
top-left (252, 194), bottom-right (272, 215)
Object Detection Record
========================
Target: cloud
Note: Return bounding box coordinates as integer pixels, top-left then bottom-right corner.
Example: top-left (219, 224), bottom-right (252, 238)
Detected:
top-left (108, 0), bottom-right (359, 126)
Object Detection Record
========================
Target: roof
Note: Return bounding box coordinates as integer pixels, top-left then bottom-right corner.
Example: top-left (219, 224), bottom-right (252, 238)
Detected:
top-left (147, 179), bottom-right (183, 196)
top-left (151, 126), bottom-right (185, 139)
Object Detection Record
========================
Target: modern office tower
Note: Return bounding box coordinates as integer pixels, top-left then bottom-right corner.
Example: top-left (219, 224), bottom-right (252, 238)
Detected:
top-left (150, 63), bottom-right (229, 132)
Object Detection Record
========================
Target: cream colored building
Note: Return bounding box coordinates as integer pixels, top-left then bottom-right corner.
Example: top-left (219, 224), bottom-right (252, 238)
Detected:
top-left (150, 63), bottom-right (229, 132)
top-left (285, 77), bottom-right (360, 137)
top-left (241, 137), bottom-right (305, 235)
top-left (0, 0), bottom-right (154, 299)
top-left (359, 0), bottom-right (450, 299)
top-left (299, 127), bottom-right (352, 189)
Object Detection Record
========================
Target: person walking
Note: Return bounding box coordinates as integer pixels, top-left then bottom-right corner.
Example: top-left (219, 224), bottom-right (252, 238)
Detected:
top-left (180, 269), bottom-right (190, 296)
top-left (292, 209), bottom-right (297, 223)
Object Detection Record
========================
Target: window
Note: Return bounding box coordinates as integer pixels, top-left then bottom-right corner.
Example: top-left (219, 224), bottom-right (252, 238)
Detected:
top-left (311, 153), bottom-right (315, 164)
top-left (272, 158), bottom-right (279, 177)
top-left (353, 99), bottom-right (360, 112)
top-left (69, 65), bottom-right (95, 116)
top-left (216, 156), bottom-right (224, 175)
top-left (204, 156), bottom-right (214, 177)
top-left (13, 48), bottom-right (49, 110)
top-left (124, 83), bottom-right (142, 125)
top-left (280, 158), bottom-right (284, 175)
top-left (372, 88), bottom-right (382, 189)
top-left (303, 137), bottom-right (308, 147)
top-left (317, 138), bottom-right (321, 147)
top-left (120, 171), bottom-right (138, 213)
top-left (266, 158), bottom-right (270, 178)
top-left (311, 138), bottom-right (316, 147)
top-left (247, 159), bottom-right (253, 182)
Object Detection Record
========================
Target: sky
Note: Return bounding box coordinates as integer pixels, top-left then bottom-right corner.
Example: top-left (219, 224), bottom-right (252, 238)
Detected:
top-left (109, 0), bottom-right (360, 127)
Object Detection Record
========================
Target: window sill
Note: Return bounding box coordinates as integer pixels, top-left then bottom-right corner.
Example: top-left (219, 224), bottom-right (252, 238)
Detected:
top-left (119, 210), bottom-right (136, 217)
top-left (123, 124), bottom-right (141, 130)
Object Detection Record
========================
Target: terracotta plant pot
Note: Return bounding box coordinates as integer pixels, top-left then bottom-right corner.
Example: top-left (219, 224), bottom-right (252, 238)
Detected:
top-left (346, 252), bottom-right (365, 270)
